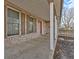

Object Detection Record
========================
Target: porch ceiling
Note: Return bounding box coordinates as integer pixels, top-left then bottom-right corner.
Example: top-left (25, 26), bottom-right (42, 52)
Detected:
top-left (7, 0), bottom-right (63, 21)
top-left (8, 0), bottom-right (50, 21)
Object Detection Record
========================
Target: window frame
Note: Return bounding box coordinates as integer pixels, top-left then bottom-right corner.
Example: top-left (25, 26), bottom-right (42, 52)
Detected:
top-left (27, 15), bottom-right (36, 33)
top-left (6, 6), bottom-right (21, 36)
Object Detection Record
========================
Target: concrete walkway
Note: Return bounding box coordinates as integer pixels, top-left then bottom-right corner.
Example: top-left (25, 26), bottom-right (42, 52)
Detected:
top-left (5, 34), bottom-right (49, 59)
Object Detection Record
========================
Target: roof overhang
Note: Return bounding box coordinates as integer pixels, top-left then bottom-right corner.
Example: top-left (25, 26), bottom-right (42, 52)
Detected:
top-left (7, 0), bottom-right (50, 21)
top-left (6, 0), bottom-right (63, 21)
top-left (48, 0), bottom-right (63, 18)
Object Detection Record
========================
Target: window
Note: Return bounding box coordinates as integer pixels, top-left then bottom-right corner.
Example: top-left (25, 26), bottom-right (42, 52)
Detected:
top-left (27, 16), bottom-right (36, 33)
top-left (7, 8), bottom-right (19, 36)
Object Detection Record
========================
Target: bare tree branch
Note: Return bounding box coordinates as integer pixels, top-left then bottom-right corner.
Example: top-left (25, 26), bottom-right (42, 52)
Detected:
top-left (61, 8), bottom-right (74, 30)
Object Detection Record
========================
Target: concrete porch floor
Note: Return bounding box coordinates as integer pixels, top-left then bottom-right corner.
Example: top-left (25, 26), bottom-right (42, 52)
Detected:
top-left (5, 34), bottom-right (74, 59)
top-left (5, 34), bottom-right (49, 59)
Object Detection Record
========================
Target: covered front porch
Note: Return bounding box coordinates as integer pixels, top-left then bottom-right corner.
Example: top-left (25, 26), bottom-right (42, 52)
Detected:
top-left (4, 0), bottom-right (65, 59)
top-left (5, 34), bottom-right (49, 59)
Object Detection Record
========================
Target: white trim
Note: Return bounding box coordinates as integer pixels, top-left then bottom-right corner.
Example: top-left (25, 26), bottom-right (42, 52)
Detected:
top-left (55, 16), bottom-right (57, 40)
top-left (25, 14), bottom-right (27, 34)
top-left (6, 6), bottom-right (8, 37)
top-left (6, 6), bottom-right (20, 12)
top-left (19, 12), bottom-right (21, 35)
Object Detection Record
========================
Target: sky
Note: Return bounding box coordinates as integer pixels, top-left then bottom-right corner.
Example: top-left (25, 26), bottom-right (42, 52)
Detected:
top-left (61, 0), bottom-right (74, 27)
top-left (63, 0), bottom-right (74, 8)
top-left (62, 0), bottom-right (74, 14)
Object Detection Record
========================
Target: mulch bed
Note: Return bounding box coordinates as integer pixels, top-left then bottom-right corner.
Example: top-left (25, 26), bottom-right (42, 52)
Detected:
top-left (53, 37), bottom-right (74, 59)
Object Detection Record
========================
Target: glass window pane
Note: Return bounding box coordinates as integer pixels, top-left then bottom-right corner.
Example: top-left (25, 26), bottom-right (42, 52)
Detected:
top-left (8, 24), bottom-right (19, 35)
top-left (8, 17), bottom-right (19, 23)
top-left (12, 24), bottom-right (19, 34)
top-left (8, 24), bottom-right (13, 35)
top-left (27, 16), bottom-right (36, 33)
top-left (8, 8), bottom-right (19, 19)
top-left (7, 8), bottom-right (19, 35)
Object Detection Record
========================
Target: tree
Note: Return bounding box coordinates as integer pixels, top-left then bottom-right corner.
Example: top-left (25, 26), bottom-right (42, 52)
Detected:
top-left (61, 8), bottom-right (74, 30)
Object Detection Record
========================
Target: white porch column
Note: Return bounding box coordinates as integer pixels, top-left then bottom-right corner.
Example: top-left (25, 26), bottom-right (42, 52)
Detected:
top-left (49, 2), bottom-right (54, 59)
top-left (50, 2), bottom-right (54, 50)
